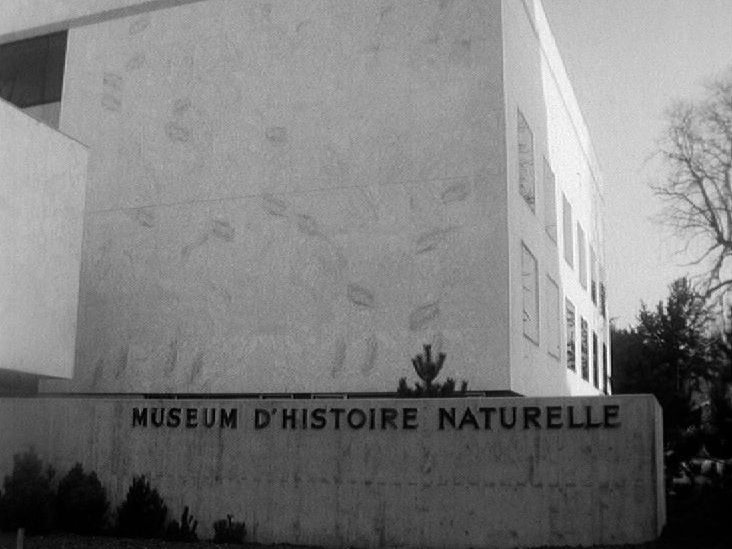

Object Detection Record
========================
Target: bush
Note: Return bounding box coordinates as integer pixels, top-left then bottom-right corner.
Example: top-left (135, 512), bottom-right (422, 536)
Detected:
top-left (212, 514), bottom-right (246, 544)
top-left (165, 506), bottom-right (198, 542)
top-left (0, 449), bottom-right (55, 534)
top-left (56, 463), bottom-right (109, 534)
top-left (116, 475), bottom-right (167, 538)
top-left (397, 345), bottom-right (468, 397)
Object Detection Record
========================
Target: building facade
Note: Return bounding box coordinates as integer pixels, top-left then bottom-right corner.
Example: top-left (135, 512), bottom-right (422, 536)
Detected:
top-left (0, 0), bottom-right (610, 396)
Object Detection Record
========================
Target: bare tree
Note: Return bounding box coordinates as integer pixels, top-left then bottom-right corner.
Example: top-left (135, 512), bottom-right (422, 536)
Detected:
top-left (655, 69), bottom-right (732, 299)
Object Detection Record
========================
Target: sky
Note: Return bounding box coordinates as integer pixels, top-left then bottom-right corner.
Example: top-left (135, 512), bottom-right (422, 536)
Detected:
top-left (541, 0), bottom-right (732, 327)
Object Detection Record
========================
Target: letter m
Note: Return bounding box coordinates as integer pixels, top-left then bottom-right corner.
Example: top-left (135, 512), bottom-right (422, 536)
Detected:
top-left (220, 408), bottom-right (238, 429)
top-left (132, 407), bottom-right (148, 427)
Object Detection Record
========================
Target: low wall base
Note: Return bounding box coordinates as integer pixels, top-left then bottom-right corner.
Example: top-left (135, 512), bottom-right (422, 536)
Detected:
top-left (0, 395), bottom-right (664, 548)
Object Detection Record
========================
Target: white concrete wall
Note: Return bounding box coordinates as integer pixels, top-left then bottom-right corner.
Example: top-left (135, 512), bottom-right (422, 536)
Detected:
top-left (0, 395), bottom-right (665, 547)
top-left (501, 0), bottom-right (609, 396)
top-left (41, 0), bottom-right (510, 394)
top-left (0, 99), bottom-right (87, 378)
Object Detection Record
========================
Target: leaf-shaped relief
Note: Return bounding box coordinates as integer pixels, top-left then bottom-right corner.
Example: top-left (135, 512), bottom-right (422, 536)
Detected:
top-left (125, 53), bottom-right (146, 72)
top-left (101, 94), bottom-right (121, 112)
top-left (261, 194), bottom-right (288, 217)
top-left (126, 208), bottom-right (155, 228)
top-left (212, 219), bottom-right (235, 242)
top-left (414, 226), bottom-right (456, 254)
top-left (115, 345), bottom-right (129, 378)
top-left (103, 72), bottom-right (123, 91)
top-left (265, 126), bottom-right (288, 143)
top-left (347, 283), bottom-right (375, 308)
top-left (331, 338), bottom-right (347, 377)
top-left (91, 358), bottom-right (104, 390)
top-left (360, 335), bottom-right (378, 375)
top-left (296, 213), bottom-right (322, 237)
top-left (164, 122), bottom-right (191, 143)
top-left (164, 338), bottom-right (178, 375)
top-left (441, 179), bottom-right (471, 204)
top-left (189, 352), bottom-right (204, 384)
top-left (128, 16), bottom-right (150, 35)
top-left (408, 302), bottom-right (440, 331)
top-left (172, 97), bottom-right (192, 116)
top-left (181, 234), bottom-right (210, 260)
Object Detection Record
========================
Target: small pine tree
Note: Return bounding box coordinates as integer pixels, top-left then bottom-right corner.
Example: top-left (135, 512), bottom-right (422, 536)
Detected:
top-left (397, 345), bottom-right (468, 397)
top-left (56, 463), bottom-right (109, 534)
top-left (0, 449), bottom-right (55, 534)
top-left (116, 475), bottom-right (167, 538)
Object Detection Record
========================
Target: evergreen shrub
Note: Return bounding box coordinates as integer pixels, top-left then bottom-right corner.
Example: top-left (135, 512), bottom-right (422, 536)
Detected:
top-left (116, 475), bottom-right (167, 538)
top-left (56, 463), bottom-right (109, 534)
top-left (0, 449), bottom-right (55, 534)
top-left (212, 514), bottom-right (246, 544)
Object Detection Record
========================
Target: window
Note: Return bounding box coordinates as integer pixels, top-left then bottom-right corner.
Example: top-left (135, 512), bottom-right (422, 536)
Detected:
top-left (562, 194), bottom-right (573, 267)
top-left (590, 246), bottom-right (598, 304)
top-left (603, 342), bottom-right (609, 394)
top-left (0, 31), bottom-right (67, 127)
top-left (546, 276), bottom-right (561, 358)
top-left (565, 299), bottom-right (576, 371)
top-left (599, 265), bottom-right (607, 318)
top-left (517, 109), bottom-right (535, 211)
top-left (521, 243), bottom-right (539, 343)
top-left (577, 223), bottom-right (587, 288)
top-left (543, 158), bottom-right (557, 242)
top-left (580, 317), bottom-right (589, 381)
top-left (592, 331), bottom-right (599, 389)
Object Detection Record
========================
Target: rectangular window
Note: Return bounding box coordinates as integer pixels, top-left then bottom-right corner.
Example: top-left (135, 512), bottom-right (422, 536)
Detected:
top-left (565, 299), bottom-right (576, 371)
top-left (577, 223), bottom-right (587, 288)
top-left (592, 331), bottom-right (599, 388)
top-left (517, 109), bottom-right (535, 211)
top-left (522, 243), bottom-right (539, 343)
top-left (603, 342), bottom-right (609, 394)
top-left (543, 158), bottom-right (557, 242)
top-left (0, 32), bottom-right (67, 108)
top-left (0, 31), bottom-right (67, 128)
top-left (590, 246), bottom-right (598, 304)
top-left (581, 317), bottom-right (589, 381)
top-left (599, 265), bottom-right (607, 318)
top-left (546, 276), bottom-right (561, 358)
top-left (562, 194), bottom-right (573, 267)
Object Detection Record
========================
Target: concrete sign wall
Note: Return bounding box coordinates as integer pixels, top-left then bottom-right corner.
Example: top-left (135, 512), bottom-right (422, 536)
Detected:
top-left (0, 395), bottom-right (664, 547)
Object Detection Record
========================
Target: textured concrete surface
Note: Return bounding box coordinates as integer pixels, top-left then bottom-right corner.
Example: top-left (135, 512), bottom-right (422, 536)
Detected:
top-left (42, 0), bottom-right (511, 394)
top-left (0, 395), bottom-right (664, 548)
top-left (0, 0), bottom-right (609, 396)
top-left (0, 99), bottom-right (87, 378)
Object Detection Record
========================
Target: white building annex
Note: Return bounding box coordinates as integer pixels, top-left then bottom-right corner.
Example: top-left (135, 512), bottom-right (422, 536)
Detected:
top-left (0, 0), bottom-right (610, 397)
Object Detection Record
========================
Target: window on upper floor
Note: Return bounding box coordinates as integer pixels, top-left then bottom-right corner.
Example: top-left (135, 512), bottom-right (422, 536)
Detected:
top-left (0, 31), bottom-right (67, 128)
top-left (592, 331), bottom-right (599, 389)
top-left (580, 317), bottom-right (589, 381)
top-left (543, 158), bottom-right (557, 243)
top-left (577, 223), bottom-right (587, 289)
top-left (521, 243), bottom-right (539, 344)
top-left (590, 246), bottom-right (598, 304)
top-left (517, 109), bottom-right (535, 211)
top-left (602, 342), bottom-right (609, 394)
top-left (599, 265), bottom-right (607, 319)
top-left (562, 194), bottom-right (573, 267)
top-left (565, 299), bottom-right (576, 371)
top-left (546, 276), bottom-right (560, 359)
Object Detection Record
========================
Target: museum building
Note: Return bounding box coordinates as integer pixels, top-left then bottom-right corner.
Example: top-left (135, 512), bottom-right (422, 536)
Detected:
top-left (0, 0), bottom-right (610, 397)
